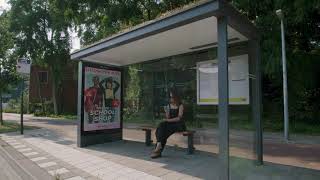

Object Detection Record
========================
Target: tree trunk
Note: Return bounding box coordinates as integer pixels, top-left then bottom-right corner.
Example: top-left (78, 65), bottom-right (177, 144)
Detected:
top-left (36, 71), bottom-right (45, 113)
top-left (0, 91), bottom-right (3, 126)
top-left (52, 73), bottom-right (58, 115)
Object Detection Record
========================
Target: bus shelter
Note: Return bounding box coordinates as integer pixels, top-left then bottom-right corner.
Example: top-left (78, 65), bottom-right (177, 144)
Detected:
top-left (71, 0), bottom-right (262, 179)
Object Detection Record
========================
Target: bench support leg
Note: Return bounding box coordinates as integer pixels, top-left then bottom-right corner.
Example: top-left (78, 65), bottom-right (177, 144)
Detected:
top-left (145, 130), bottom-right (152, 146)
top-left (187, 134), bottom-right (194, 154)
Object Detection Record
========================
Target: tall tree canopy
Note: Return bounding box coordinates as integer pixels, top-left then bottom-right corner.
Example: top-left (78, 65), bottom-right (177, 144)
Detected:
top-left (3, 0), bottom-right (319, 122)
top-left (65, 0), bottom-right (197, 45)
top-left (232, 0), bottom-right (320, 121)
top-left (0, 11), bottom-right (17, 95)
top-left (9, 0), bottom-right (73, 114)
top-left (0, 11), bottom-right (17, 125)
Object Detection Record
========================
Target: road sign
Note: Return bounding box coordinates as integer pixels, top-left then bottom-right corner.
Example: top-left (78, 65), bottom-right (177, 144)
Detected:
top-left (16, 58), bottom-right (31, 75)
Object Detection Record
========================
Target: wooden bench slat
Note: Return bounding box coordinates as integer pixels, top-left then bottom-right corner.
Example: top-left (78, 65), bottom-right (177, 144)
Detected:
top-left (142, 128), bottom-right (152, 131)
top-left (141, 127), bottom-right (195, 135)
top-left (141, 126), bottom-right (153, 130)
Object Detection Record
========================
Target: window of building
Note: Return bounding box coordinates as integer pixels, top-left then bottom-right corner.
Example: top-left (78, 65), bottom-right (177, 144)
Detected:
top-left (38, 71), bottom-right (48, 84)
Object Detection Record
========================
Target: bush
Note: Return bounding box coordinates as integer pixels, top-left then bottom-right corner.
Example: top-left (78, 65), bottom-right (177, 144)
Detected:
top-left (29, 101), bottom-right (54, 116)
top-left (290, 88), bottom-right (320, 123)
top-left (3, 92), bottom-right (28, 113)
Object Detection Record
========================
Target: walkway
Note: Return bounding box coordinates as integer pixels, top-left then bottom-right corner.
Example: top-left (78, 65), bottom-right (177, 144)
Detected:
top-left (1, 128), bottom-right (320, 180)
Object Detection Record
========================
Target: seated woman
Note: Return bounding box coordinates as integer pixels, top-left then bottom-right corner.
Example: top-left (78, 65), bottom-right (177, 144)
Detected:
top-left (151, 90), bottom-right (186, 159)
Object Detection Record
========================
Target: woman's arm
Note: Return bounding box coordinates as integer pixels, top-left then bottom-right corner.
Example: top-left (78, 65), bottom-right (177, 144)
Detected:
top-left (164, 105), bottom-right (170, 119)
top-left (166, 104), bottom-right (184, 122)
top-left (113, 80), bottom-right (120, 94)
top-left (99, 79), bottom-right (106, 90)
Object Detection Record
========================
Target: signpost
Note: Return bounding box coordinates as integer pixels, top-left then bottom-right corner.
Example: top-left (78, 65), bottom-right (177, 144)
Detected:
top-left (16, 57), bottom-right (31, 135)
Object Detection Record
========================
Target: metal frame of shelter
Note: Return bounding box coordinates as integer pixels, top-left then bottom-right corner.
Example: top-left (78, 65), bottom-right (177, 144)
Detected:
top-left (71, 0), bottom-right (263, 179)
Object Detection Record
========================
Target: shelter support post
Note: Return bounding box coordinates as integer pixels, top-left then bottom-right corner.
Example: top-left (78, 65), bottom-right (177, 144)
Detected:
top-left (249, 39), bottom-right (263, 165)
top-left (77, 61), bottom-right (83, 147)
top-left (217, 16), bottom-right (229, 180)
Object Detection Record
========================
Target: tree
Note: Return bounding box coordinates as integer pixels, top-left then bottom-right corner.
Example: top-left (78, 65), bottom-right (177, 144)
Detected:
top-left (66, 0), bottom-right (196, 46)
top-left (0, 11), bottom-right (17, 125)
top-left (231, 0), bottom-right (320, 122)
top-left (9, 0), bottom-right (72, 114)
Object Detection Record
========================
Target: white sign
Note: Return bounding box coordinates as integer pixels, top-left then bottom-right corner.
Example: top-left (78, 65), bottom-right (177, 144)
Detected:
top-left (197, 54), bottom-right (249, 105)
top-left (16, 58), bottom-right (31, 75)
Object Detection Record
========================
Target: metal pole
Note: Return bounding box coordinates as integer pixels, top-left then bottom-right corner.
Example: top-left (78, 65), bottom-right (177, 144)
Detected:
top-left (249, 40), bottom-right (263, 165)
top-left (0, 66), bottom-right (3, 126)
top-left (20, 79), bottom-right (24, 134)
top-left (218, 16), bottom-right (229, 180)
top-left (0, 91), bottom-right (3, 126)
top-left (280, 18), bottom-right (289, 141)
top-left (77, 61), bottom-right (83, 147)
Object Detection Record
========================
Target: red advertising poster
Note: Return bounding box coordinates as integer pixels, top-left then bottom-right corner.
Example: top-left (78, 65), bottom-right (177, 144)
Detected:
top-left (83, 67), bottom-right (121, 131)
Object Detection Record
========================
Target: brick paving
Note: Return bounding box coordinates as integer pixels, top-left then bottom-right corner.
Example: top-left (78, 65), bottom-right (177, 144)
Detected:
top-left (1, 128), bottom-right (320, 180)
top-left (2, 113), bottom-right (320, 179)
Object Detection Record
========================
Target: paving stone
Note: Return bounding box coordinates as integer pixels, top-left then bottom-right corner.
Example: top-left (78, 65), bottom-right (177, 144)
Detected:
top-left (38, 161), bottom-right (57, 168)
top-left (48, 168), bottom-right (69, 176)
top-left (9, 142), bottom-right (21, 146)
top-left (161, 171), bottom-right (188, 180)
top-left (57, 171), bottom-right (75, 180)
top-left (30, 156), bottom-right (47, 162)
top-left (4, 140), bottom-right (16, 143)
top-left (65, 176), bottom-right (86, 180)
top-left (18, 148), bottom-right (33, 152)
top-left (23, 152), bottom-right (39, 156)
top-left (13, 144), bottom-right (27, 149)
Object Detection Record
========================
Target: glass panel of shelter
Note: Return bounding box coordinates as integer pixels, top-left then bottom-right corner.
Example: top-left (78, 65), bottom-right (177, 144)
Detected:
top-left (123, 45), bottom-right (256, 179)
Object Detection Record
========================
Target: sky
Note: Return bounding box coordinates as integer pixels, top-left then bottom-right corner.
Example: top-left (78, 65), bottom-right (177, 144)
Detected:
top-left (0, 0), bottom-right (10, 12)
top-left (0, 0), bottom-right (80, 52)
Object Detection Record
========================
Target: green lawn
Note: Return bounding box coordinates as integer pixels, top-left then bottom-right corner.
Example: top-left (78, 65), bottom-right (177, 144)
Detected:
top-left (0, 121), bottom-right (38, 134)
top-left (43, 114), bottom-right (77, 120)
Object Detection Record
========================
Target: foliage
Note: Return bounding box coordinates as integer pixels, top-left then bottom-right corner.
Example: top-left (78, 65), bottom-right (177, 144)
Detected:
top-left (8, 0), bottom-right (73, 114)
top-left (1, 0), bottom-right (319, 131)
top-left (29, 101), bottom-right (54, 116)
top-left (232, 0), bottom-right (320, 123)
top-left (3, 89), bottom-right (29, 114)
top-left (66, 0), bottom-right (197, 45)
top-left (43, 114), bottom-right (77, 120)
top-left (0, 12), bottom-right (18, 93)
top-left (0, 121), bottom-right (37, 133)
top-left (123, 65), bottom-right (142, 119)
top-left (0, 12), bottom-right (18, 125)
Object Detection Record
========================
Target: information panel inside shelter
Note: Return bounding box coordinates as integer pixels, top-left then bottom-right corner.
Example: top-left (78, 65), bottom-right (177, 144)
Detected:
top-left (83, 66), bottom-right (121, 131)
top-left (197, 54), bottom-right (250, 105)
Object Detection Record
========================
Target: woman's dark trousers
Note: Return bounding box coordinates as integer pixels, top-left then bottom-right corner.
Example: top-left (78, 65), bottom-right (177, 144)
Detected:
top-left (155, 121), bottom-right (185, 152)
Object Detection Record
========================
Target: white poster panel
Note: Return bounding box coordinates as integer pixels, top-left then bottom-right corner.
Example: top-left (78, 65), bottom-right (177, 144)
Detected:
top-left (83, 67), bottom-right (121, 131)
top-left (16, 58), bottom-right (31, 75)
top-left (197, 54), bottom-right (249, 105)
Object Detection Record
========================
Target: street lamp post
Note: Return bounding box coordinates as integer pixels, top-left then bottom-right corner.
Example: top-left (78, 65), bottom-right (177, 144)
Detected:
top-left (276, 9), bottom-right (289, 141)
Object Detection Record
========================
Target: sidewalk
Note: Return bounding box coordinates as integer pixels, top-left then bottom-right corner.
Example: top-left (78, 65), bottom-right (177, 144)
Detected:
top-left (1, 128), bottom-right (320, 180)
top-left (3, 113), bottom-right (320, 171)
top-left (5, 113), bottom-right (320, 145)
